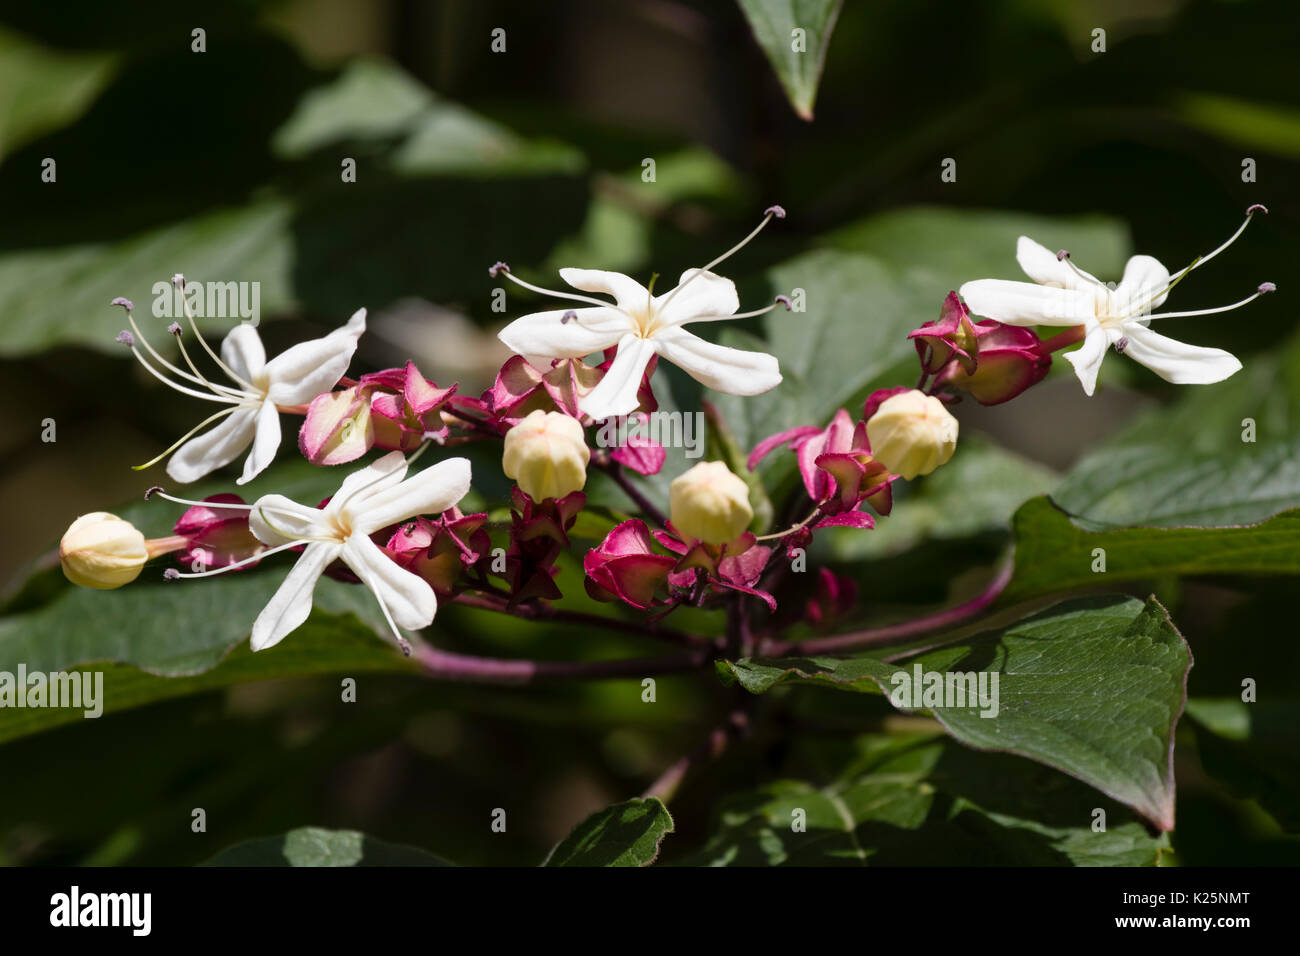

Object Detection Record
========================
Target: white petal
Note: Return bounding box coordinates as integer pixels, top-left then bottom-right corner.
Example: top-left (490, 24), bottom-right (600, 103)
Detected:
top-left (1016, 236), bottom-right (1098, 289)
top-left (1114, 255), bottom-right (1172, 314)
top-left (348, 457), bottom-right (472, 536)
top-left (236, 400), bottom-right (281, 485)
top-left (653, 326), bottom-right (782, 396)
top-left (959, 279), bottom-right (1095, 327)
top-left (250, 542), bottom-right (339, 651)
top-left (264, 309), bottom-right (367, 406)
top-left (577, 334), bottom-right (656, 420)
top-left (654, 269), bottom-right (739, 327)
top-left (221, 324), bottom-right (266, 382)
top-left (1119, 323), bottom-right (1242, 385)
top-left (248, 494), bottom-right (332, 546)
top-left (1062, 321), bottom-right (1109, 397)
top-left (342, 534), bottom-right (437, 631)
top-left (323, 450), bottom-right (411, 522)
top-left (165, 407), bottom-right (259, 484)
top-left (560, 268), bottom-right (650, 311)
top-left (497, 307), bottom-right (629, 368)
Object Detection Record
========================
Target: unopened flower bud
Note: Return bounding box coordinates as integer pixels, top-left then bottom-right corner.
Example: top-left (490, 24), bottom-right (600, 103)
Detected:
top-left (502, 409), bottom-right (590, 501)
top-left (866, 390), bottom-right (958, 480)
top-left (60, 512), bottom-right (149, 589)
top-left (669, 461), bottom-right (753, 545)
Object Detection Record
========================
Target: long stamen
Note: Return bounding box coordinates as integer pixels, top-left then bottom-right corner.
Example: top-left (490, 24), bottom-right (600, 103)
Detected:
top-left (132, 406), bottom-right (240, 470)
top-left (489, 263), bottom-right (620, 311)
top-left (686, 296), bottom-right (793, 324)
top-left (1127, 205), bottom-right (1268, 317)
top-left (169, 323), bottom-right (248, 400)
top-left (125, 314), bottom-right (219, 392)
top-left (165, 538), bottom-right (305, 578)
top-left (1146, 282), bottom-right (1275, 322)
top-left (127, 344), bottom-right (243, 403)
top-left (1055, 249), bottom-right (1106, 287)
top-left (174, 275), bottom-right (258, 392)
top-left (658, 205), bottom-right (784, 310)
top-left (367, 584), bottom-right (412, 656)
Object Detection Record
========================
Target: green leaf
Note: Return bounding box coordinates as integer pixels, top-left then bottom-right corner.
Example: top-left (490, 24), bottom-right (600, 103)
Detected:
top-left (685, 733), bottom-right (1167, 866)
top-left (1003, 496), bottom-right (1300, 604)
top-left (829, 436), bottom-right (1057, 560)
top-left (1186, 698), bottom-right (1300, 833)
top-left (719, 595), bottom-right (1192, 829)
top-left (1052, 341), bottom-right (1300, 528)
top-left (0, 26), bottom-right (118, 162)
top-left (738, 0), bottom-right (843, 120)
top-left (0, 601), bottom-right (418, 746)
top-left (543, 797), bottom-right (674, 866)
top-left (203, 826), bottom-right (450, 866)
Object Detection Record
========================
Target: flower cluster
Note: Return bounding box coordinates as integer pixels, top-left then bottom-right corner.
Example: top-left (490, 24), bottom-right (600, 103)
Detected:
top-left (62, 206), bottom-right (1272, 660)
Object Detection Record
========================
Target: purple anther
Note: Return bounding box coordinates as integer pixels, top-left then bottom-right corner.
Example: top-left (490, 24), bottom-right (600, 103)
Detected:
top-left (144, 485), bottom-right (164, 500)
top-left (167, 322), bottom-right (182, 335)
top-left (1056, 249), bottom-right (1071, 261)
top-left (1247, 204), bottom-right (1268, 216)
top-left (115, 330), bottom-right (135, 347)
top-left (560, 310), bottom-right (577, 324)
top-left (110, 296), bottom-right (134, 312)
top-left (775, 294), bottom-right (793, 311)
top-left (489, 261), bottom-right (510, 278)
top-left (764, 205), bottom-right (786, 219)
top-left (163, 568), bottom-right (181, 581)
top-left (1259, 281), bottom-right (1277, 294)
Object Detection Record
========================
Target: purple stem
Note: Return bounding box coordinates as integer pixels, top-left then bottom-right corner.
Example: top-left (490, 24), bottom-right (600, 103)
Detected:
top-left (764, 560), bottom-right (1013, 656)
top-left (413, 644), bottom-right (712, 685)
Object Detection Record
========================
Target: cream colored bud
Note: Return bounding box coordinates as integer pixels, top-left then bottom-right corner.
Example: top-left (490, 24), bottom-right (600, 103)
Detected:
top-left (60, 512), bottom-right (149, 589)
top-left (502, 409), bottom-right (590, 501)
top-left (669, 461), bottom-right (753, 545)
top-left (866, 390), bottom-right (959, 480)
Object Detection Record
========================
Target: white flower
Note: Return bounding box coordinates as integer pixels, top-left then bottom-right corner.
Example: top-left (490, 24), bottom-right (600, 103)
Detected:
top-left (958, 208), bottom-right (1273, 396)
top-left (493, 209), bottom-right (787, 420)
top-left (117, 293), bottom-right (366, 484)
top-left (154, 451), bottom-right (471, 651)
top-left (244, 451), bottom-right (471, 651)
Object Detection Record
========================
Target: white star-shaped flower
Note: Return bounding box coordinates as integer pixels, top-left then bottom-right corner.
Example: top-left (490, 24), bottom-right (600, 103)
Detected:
top-left (493, 209), bottom-right (788, 420)
top-left (160, 451), bottom-right (471, 651)
top-left (117, 296), bottom-right (366, 484)
top-left (958, 207), bottom-right (1272, 396)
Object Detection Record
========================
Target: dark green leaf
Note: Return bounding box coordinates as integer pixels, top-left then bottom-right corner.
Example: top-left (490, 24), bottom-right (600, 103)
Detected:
top-left (543, 797), bottom-right (674, 866)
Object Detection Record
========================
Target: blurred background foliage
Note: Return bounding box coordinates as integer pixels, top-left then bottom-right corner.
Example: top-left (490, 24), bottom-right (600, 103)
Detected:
top-left (1, 0), bottom-right (1298, 865)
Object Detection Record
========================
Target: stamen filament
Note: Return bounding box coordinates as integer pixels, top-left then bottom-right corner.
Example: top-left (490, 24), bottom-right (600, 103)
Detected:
top-left (1129, 206), bottom-right (1267, 317)
top-left (1146, 288), bottom-right (1271, 321)
top-left (658, 208), bottom-right (780, 310)
top-left (132, 407), bottom-right (240, 470)
top-left (168, 538), bottom-right (304, 578)
top-left (130, 346), bottom-right (244, 403)
top-left (177, 291), bottom-right (258, 392)
top-left (172, 328), bottom-right (248, 400)
top-left (498, 271), bottom-right (620, 311)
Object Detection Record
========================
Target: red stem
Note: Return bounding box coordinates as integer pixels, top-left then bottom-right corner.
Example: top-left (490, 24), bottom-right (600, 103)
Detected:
top-left (413, 644), bottom-right (712, 685)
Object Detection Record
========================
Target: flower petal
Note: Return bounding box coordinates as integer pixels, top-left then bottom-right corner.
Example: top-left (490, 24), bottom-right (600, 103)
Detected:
top-left (248, 494), bottom-right (332, 546)
top-left (165, 406), bottom-right (259, 484)
top-left (959, 279), bottom-right (1093, 327)
top-left (250, 542), bottom-right (339, 650)
top-left (264, 308), bottom-right (367, 406)
top-left (559, 268), bottom-right (651, 311)
top-left (654, 269), bottom-right (739, 326)
top-left (1114, 254), bottom-right (1172, 314)
top-left (652, 326), bottom-right (781, 396)
top-left (498, 308), bottom-right (629, 369)
top-left (1016, 236), bottom-right (1097, 290)
top-left (1119, 323), bottom-right (1242, 385)
top-left (342, 534), bottom-right (437, 631)
top-left (221, 324), bottom-right (266, 382)
top-left (1062, 321), bottom-right (1109, 396)
top-left (349, 457), bottom-right (473, 536)
top-left (578, 334), bottom-right (657, 420)
top-left (236, 400), bottom-right (281, 485)
top-left (327, 450), bottom-right (410, 518)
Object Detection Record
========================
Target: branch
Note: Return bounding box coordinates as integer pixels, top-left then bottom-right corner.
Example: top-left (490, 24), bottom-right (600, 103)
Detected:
top-left (413, 644), bottom-right (713, 685)
top-left (764, 559), bottom-right (1013, 656)
top-left (641, 710), bottom-right (749, 802)
top-left (450, 591), bottom-right (721, 649)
